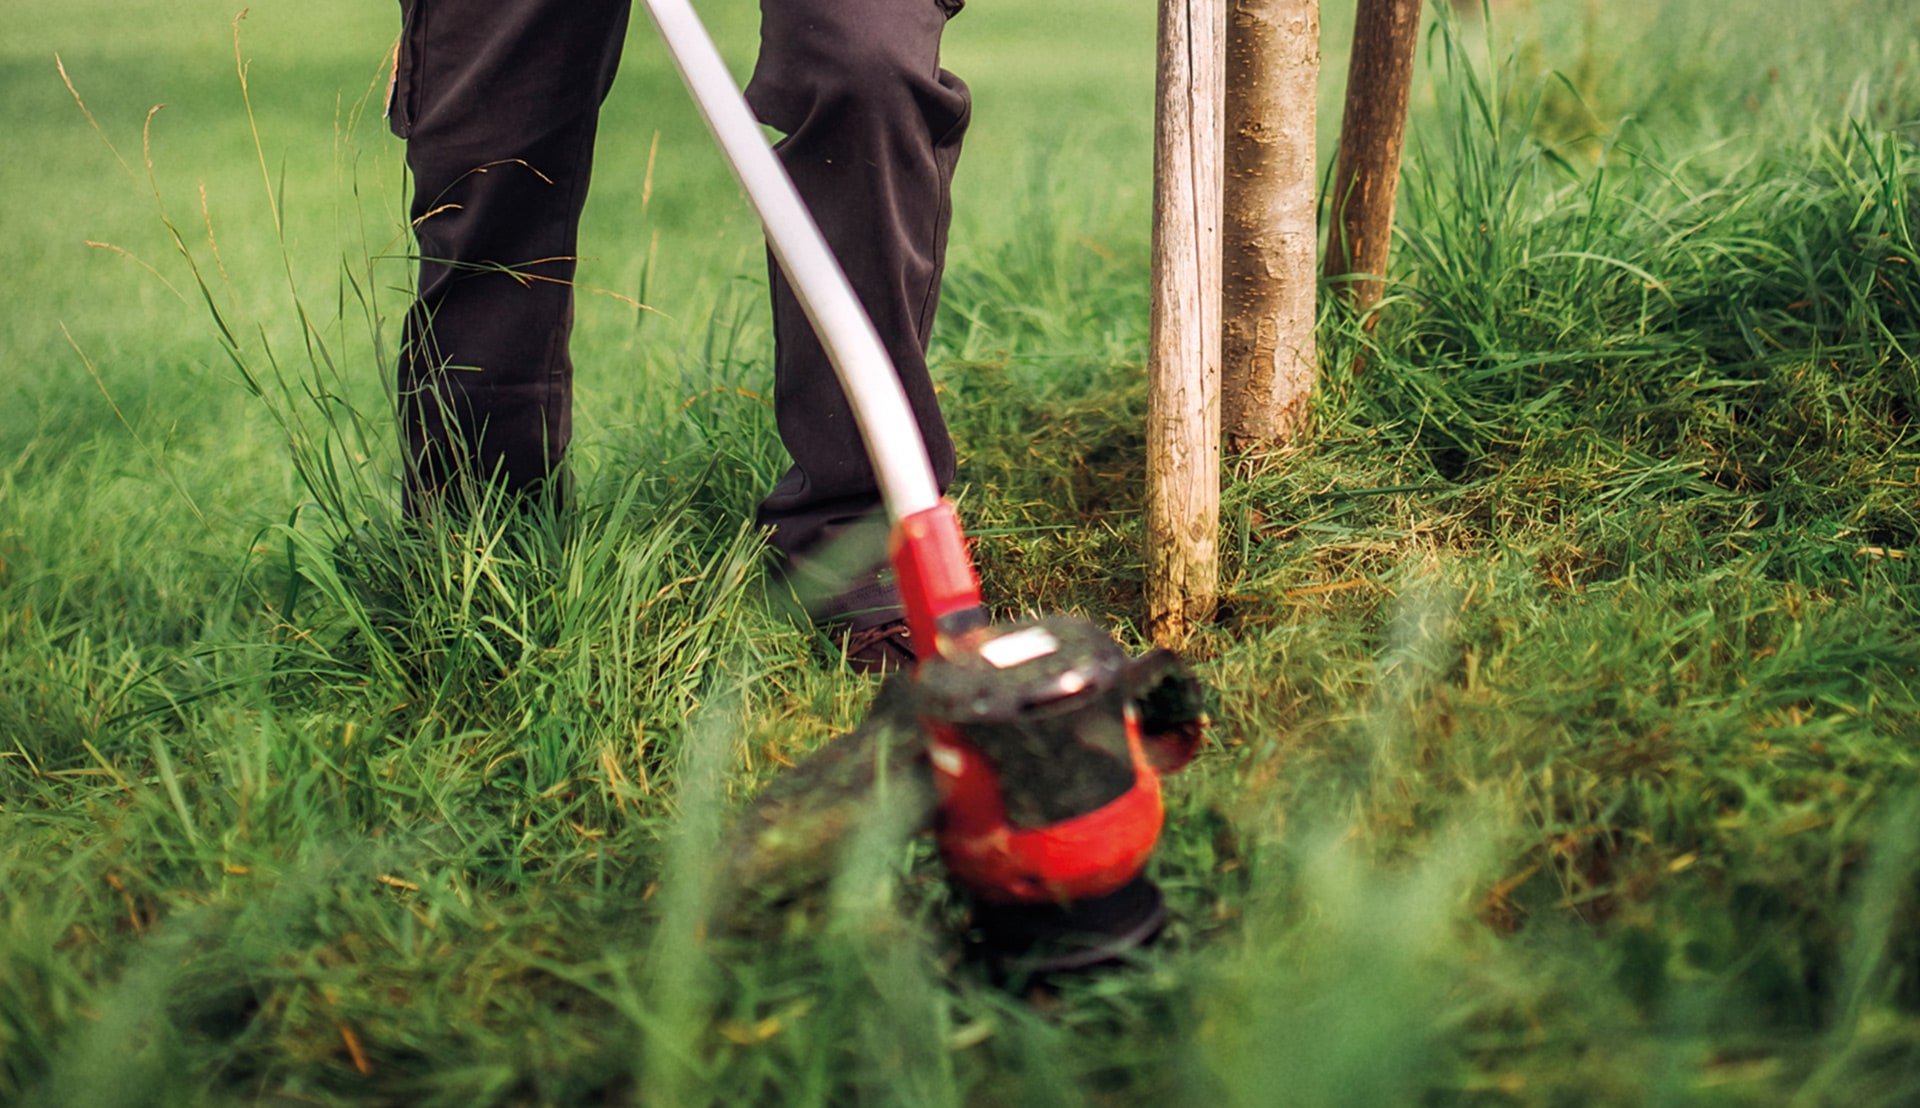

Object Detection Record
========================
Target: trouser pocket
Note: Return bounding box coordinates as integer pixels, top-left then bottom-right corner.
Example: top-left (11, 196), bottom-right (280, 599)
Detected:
top-left (386, 0), bottom-right (425, 139)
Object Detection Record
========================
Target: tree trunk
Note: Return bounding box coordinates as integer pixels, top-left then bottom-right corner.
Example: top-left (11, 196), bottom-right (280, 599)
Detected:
top-left (1324, 0), bottom-right (1421, 316)
top-left (1147, 0), bottom-right (1224, 647)
top-left (1223, 0), bottom-right (1320, 448)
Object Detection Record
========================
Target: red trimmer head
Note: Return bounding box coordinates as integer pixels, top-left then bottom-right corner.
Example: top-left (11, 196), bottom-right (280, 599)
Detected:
top-left (910, 613), bottom-right (1204, 973)
top-left (891, 503), bottom-right (1206, 970)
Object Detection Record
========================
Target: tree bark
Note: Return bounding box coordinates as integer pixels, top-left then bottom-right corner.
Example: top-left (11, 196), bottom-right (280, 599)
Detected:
top-left (1147, 0), bottom-right (1224, 646)
top-left (1324, 0), bottom-right (1421, 316)
top-left (1223, 0), bottom-right (1320, 448)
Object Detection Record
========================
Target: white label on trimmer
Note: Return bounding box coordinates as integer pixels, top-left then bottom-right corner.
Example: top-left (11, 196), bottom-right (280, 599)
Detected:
top-left (929, 741), bottom-right (965, 777)
top-left (979, 626), bottom-right (1060, 669)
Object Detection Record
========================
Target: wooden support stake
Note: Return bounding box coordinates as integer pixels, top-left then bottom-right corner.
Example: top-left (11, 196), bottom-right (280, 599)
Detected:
top-left (1147, 0), bottom-right (1225, 646)
top-left (1223, 0), bottom-right (1321, 448)
top-left (1324, 0), bottom-right (1422, 316)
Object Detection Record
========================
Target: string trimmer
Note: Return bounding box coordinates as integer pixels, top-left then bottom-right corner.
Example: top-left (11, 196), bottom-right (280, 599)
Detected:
top-left (642, 0), bottom-right (1205, 974)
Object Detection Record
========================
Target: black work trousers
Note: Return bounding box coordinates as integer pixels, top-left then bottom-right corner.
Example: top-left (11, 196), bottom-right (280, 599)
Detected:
top-left (388, 0), bottom-right (968, 562)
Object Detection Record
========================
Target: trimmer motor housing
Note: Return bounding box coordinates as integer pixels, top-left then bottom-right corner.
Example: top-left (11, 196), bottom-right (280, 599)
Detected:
top-left (913, 616), bottom-right (1203, 972)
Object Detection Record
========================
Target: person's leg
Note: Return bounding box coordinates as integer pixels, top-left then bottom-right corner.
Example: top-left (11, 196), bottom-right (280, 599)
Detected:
top-left (389, 0), bottom-right (631, 515)
top-left (745, 0), bottom-right (971, 593)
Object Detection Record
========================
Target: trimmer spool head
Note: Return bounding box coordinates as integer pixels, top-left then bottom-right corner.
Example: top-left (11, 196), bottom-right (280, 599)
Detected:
top-left (912, 615), bottom-right (1203, 973)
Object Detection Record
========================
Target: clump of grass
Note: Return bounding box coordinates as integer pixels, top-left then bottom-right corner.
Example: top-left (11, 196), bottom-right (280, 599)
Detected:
top-left (1204, 9), bottom-right (1920, 1099)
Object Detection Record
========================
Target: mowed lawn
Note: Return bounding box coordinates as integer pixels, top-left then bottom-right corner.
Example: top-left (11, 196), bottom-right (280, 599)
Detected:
top-left (4, 1), bottom-right (1920, 1105)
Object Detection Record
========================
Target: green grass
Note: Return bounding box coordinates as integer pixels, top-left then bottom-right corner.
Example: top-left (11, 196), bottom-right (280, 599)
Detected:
top-left (4, 1), bottom-right (1919, 1104)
